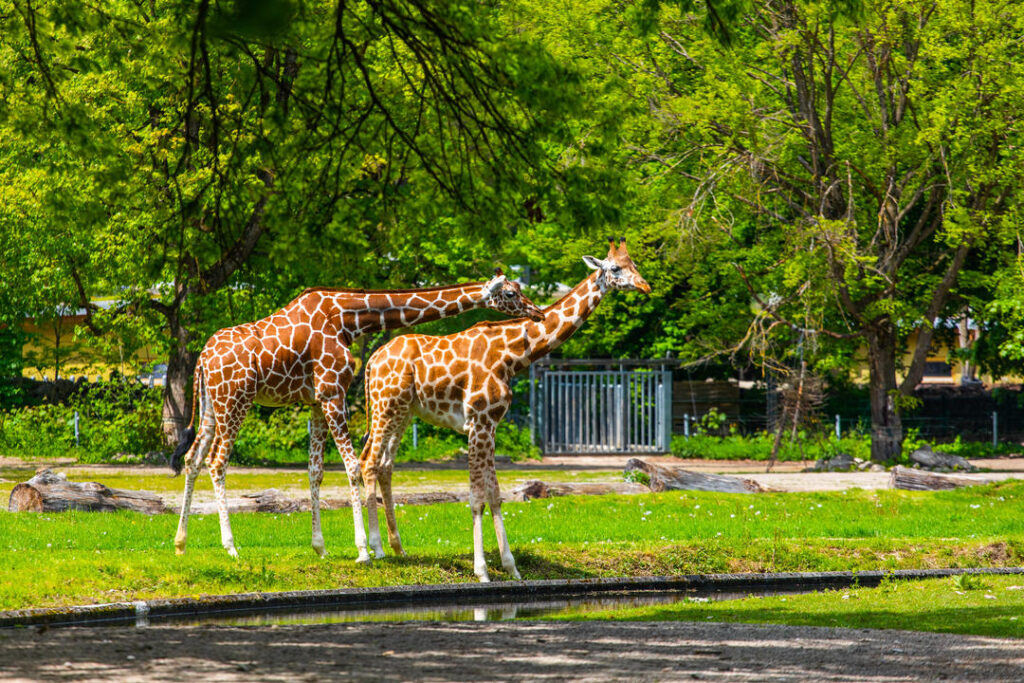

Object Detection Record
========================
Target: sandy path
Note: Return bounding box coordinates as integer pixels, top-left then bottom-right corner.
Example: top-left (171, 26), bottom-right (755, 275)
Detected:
top-left (1, 621), bottom-right (1022, 682)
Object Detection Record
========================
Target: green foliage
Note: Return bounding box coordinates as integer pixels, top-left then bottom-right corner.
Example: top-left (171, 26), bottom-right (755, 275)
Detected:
top-left (670, 432), bottom-right (871, 462)
top-left (623, 469), bottom-right (651, 487)
top-left (951, 573), bottom-right (989, 592)
top-left (0, 383), bottom-right (164, 461)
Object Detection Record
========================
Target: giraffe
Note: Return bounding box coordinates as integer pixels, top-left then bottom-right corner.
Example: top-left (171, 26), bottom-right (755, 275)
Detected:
top-left (171, 270), bottom-right (544, 561)
top-left (359, 238), bottom-right (650, 581)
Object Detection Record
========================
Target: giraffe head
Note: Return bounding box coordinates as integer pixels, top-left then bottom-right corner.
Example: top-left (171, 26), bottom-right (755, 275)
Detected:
top-left (581, 237), bottom-right (652, 293)
top-left (484, 268), bottom-right (545, 321)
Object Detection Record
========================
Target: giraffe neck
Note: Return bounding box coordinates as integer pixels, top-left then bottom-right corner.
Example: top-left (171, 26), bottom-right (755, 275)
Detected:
top-left (326, 281), bottom-right (491, 339)
top-left (512, 272), bottom-right (606, 371)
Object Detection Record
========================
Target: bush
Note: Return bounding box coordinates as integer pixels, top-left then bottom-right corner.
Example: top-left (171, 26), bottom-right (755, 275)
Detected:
top-left (0, 382), bottom-right (164, 462)
top-left (670, 432), bottom-right (870, 462)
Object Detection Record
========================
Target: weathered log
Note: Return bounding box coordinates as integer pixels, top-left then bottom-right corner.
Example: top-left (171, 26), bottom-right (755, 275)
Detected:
top-left (624, 458), bottom-right (765, 494)
top-left (506, 479), bottom-right (650, 501)
top-left (7, 469), bottom-right (167, 514)
top-left (889, 465), bottom-right (996, 491)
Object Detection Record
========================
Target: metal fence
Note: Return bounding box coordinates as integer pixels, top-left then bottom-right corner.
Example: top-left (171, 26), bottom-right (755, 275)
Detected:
top-left (530, 360), bottom-right (674, 454)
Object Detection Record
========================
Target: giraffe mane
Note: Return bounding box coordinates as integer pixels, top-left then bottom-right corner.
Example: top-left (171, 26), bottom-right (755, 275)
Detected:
top-left (297, 281), bottom-right (488, 298)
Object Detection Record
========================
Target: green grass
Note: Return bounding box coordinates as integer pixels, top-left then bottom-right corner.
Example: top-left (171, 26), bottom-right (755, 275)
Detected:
top-left (1, 482), bottom-right (1022, 616)
top-left (547, 574), bottom-right (1024, 639)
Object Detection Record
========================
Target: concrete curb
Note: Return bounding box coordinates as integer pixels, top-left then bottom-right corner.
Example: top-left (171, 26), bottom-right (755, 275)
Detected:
top-left (4, 567), bottom-right (1024, 629)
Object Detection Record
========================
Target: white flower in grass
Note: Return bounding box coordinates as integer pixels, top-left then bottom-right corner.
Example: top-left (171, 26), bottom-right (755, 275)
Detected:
top-left (969, 504), bottom-right (981, 509)
top-left (547, 503), bottom-right (554, 510)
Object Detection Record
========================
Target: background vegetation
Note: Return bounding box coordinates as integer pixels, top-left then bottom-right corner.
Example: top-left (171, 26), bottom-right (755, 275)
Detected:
top-left (3, 0), bottom-right (1024, 463)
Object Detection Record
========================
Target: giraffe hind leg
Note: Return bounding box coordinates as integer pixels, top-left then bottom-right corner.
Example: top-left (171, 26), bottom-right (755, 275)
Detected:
top-left (323, 397), bottom-right (371, 563)
top-left (174, 413), bottom-right (216, 555)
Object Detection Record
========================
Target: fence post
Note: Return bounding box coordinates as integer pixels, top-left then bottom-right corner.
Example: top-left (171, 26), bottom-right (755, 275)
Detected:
top-left (661, 368), bottom-right (673, 452)
top-left (412, 419), bottom-right (418, 450)
top-left (835, 414), bottom-right (841, 440)
top-left (74, 411), bottom-right (80, 447)
top-left (993, 411), bottom-right (998, 449)
top-left (684, 413), bottom-right (690, 440)
top-left (529, 364), bottom-right (538, 446)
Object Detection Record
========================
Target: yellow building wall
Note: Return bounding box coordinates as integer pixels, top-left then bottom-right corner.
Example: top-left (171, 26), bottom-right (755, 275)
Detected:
top-left (20, 315), bottom-right (161, 381)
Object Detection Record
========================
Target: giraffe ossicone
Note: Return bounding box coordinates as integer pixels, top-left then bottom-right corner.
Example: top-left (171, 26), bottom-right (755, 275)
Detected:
top-left (359, 238), bottom-right (650, 580)
top-left (171, 270), bottom-right (543, 560)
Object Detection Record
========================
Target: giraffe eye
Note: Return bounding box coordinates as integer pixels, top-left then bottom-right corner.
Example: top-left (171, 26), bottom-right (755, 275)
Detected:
top-left (611, 265), bottom-right (622, 273)
top-left (504, 290), bottom-right (516, 297)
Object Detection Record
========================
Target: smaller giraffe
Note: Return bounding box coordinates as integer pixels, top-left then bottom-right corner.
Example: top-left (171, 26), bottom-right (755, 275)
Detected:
top-left (360, 238), bottom-right (650, 581)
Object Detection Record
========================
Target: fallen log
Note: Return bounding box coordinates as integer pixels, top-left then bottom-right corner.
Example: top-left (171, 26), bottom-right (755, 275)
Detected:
top-left (889, 465), bottom-right (997, 491)
top-left (8, 469), bottom-right (167, 514)
top-left (506, 480), bottom-right (649, 501)
top-left (624, 458), bottom-right (765, 494)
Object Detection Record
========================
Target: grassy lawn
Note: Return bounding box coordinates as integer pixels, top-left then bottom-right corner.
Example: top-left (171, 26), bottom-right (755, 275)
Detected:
top-left (1, 480), bottom-right (1022, 626)
top-left (549, 574), bottom-right (1024, 639)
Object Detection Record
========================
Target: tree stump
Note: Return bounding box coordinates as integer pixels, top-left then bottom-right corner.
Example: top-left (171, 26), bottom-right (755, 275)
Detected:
top-left (624, 458), bottom-right (765, 493)
top-left (7, 469), bottom-right (167, 514)
top-left (889, 465), bottom-right (995, 491)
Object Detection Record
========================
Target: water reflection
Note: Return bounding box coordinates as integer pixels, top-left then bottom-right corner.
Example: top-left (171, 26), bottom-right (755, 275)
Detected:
top-left (157, 588), bottom-right (807, 627)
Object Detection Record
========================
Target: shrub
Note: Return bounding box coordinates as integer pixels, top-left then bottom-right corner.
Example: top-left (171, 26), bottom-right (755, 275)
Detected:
top-left (0, 382), bottom-right (164, 462)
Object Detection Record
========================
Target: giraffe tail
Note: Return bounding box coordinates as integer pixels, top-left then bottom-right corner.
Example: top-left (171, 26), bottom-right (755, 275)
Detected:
top-left (170, 362), bottom-right (203, 475)
top-left (170, 427), bottom-right (195, 476)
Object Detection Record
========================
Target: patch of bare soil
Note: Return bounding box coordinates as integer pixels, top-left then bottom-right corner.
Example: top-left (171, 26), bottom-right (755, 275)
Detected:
top-left (1, 621), bottom-right (1022, 682)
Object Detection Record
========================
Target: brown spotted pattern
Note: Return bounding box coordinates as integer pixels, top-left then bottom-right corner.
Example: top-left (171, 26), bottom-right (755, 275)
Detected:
top-left (173, 273), bottom-right (543, 560)
top-left (360, 239), bottom-right (650, 580)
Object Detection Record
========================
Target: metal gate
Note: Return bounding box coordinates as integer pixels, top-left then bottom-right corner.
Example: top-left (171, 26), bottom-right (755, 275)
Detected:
top-left (530, 361), bottom-right (673, 454)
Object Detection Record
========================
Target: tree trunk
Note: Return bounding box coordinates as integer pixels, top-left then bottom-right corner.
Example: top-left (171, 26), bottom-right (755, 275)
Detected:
top-left (889, 466), bottom-right (995, 491)
top-left (8, 469), bottom-right (167, 514)
top-left (866, 321), bottom-right (903, 463)
top-left (161, 313), bottom-right (198, 447)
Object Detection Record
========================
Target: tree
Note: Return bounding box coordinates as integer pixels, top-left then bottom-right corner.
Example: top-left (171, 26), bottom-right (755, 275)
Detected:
top-left (619, 0), bottom-right (1024, 460)
top-left (0, 0), bottom-right (583, 444)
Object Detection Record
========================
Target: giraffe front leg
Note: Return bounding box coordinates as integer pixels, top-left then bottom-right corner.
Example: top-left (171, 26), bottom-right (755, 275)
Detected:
top-left (323, 397), bottom-right (371, 564)
top-left (467, 424), bottom-right (491, 582)
top-left (363, 462), bottom-right (385, 559)
top-left (174, 425), bottom-right (215, 555)
top-left (208, 442), bottom-right (238, 557)
top-left (308, 407), bottom-right (329, 558)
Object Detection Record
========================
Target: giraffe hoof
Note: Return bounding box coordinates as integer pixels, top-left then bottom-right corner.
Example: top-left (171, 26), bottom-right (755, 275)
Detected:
top-left (175, 547), bottom-right (186, 556)
top-left (355, 554), bottom-right (373, 565)
top-left (227, 547), bottom-right (239, 558)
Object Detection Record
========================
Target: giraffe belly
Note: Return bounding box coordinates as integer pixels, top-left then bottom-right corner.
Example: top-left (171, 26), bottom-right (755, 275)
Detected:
top-left (254, 375), bottom-right (316, 407)
top-left (412, 398), bottom-right (468, 434)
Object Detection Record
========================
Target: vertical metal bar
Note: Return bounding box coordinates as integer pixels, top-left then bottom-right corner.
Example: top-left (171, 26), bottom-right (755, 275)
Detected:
top-left (662, 369), bottom-right (673, 451)
top-left (835, 414), bottom-right (841, 440)
top-left (993, 410), bottom-right (999, 448)
top-left (529, 364), bottom-right (537, 447)
top-left (74, 411), bottom-right (80, 447)
top-left (412, 419), bottom-right (418, 450)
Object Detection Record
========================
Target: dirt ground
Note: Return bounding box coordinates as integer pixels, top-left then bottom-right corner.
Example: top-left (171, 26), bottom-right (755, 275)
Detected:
top-left (2, 620), bottom-right (1023, 682)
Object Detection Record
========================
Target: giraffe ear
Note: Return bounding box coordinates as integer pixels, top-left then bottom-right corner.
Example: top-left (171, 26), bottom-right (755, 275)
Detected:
top-left (582, 255), bottom-right (607, 271)
top-left (485, 272), bottom-right (506, 294)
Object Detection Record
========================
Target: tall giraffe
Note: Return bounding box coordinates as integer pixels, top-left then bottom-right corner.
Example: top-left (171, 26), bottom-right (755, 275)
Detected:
top-left (171, 271), bottom-right (544, 561)
top-left (359, 238), bottom-right (650, 580)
